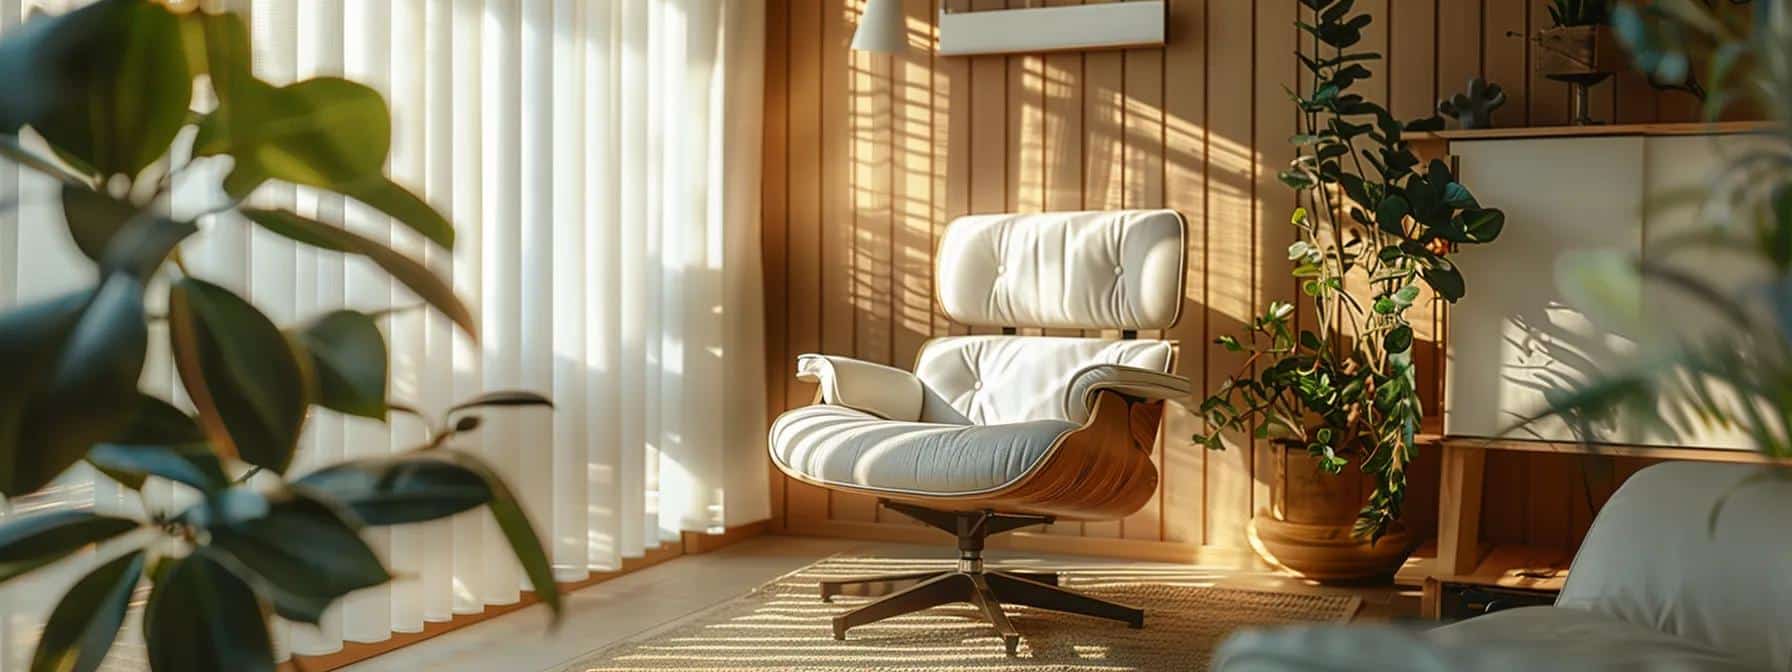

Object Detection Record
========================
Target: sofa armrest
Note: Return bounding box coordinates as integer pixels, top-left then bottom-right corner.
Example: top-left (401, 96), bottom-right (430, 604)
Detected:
top-left (1062, 364), bottom-right (1191, 425)
top-left (795, 354), bottom-right (925, 422)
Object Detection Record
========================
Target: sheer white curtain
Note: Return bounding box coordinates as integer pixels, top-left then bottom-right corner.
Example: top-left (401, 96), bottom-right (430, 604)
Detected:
top-left (0, 0), bottom-right (769, 664)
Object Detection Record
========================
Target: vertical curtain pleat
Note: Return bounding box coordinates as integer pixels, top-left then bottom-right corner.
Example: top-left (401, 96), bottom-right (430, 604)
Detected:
top-left (0, 0), bottom-right (767, 665)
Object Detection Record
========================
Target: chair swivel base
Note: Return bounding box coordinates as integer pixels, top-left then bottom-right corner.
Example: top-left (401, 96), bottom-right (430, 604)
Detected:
top-left (819, 500), bottom-right (1144, 656)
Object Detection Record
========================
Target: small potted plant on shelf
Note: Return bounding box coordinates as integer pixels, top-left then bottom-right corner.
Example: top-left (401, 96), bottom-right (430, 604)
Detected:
top-left (1536, 0), bottom-right (1620, 124)
top-left (1197, 0), bottom-right (1506, 583)
top-left (0, 2), bottom-right (558, 670)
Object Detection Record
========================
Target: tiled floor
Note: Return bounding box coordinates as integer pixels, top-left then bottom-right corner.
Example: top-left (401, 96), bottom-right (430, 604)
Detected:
top-left (343, 535), bottom-right (1419, 672)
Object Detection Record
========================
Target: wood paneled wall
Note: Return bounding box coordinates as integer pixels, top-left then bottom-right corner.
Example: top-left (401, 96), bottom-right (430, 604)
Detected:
top-left (760, 0), bottom-right (1703, 560)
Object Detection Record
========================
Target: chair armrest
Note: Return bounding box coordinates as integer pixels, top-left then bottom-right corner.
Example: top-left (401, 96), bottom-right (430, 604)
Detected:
top-left (1062, 364), bottom-right (1191, 425)
top-left (795, 354), bottom-right (924, 422)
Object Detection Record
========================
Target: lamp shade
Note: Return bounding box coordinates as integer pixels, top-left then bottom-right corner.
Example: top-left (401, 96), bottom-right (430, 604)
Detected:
top-left (851, 0), bottom-right (906, 53)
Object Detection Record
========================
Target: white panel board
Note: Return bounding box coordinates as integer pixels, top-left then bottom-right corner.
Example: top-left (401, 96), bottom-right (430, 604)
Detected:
top-left (1446, 137), bottom-right (1646, 443)
top-left (938, 1), bottom-right (1165, 56)
top-left (1446, 133), bottom-right (1763, 451)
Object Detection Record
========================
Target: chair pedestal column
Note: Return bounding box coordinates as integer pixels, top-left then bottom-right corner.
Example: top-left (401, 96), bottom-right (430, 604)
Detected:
top-left (817, 500), bottom-right (1145, 655)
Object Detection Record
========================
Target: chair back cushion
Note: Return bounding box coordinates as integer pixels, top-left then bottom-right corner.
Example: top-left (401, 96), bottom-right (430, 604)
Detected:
top-left (935, 210), bottom-right (1186, 331)
top-left (1557, 461), bottom-right (1792, 671)
top-left (914, 335), bottom-right (1172, 425)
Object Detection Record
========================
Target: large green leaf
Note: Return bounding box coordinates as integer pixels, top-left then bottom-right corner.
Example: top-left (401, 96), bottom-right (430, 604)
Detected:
top-left (59, 186), bottom-right (135, 263)
top-left (241, 208), bottom-right (477, 339)
top-left (88, 443), bottom-right (228, 494)
top-left (338, 175), bottom-right (456, 248)
top-left (0, 291), bottom-right (87, 495)
top-left (98, 215), bottom-right (198, 279)
top-left (30, 549), bottom-right (144, 672)
top-left (293, 310), bottom-right (387, 420)
top-left (438, 449), bottom-right (562, 623)
top-left (85, 393), bottom-right (211, 490)
top-left (1, 276), bottom-right (150, 495)
top-left (198, 489), bottom-right (390, 624)
top-left (10, 0), bottom-right (192, 178)
top-left (168, 278), bottom-right (307, 474)
top-left (144, 551), bottom-right (274, 672)
top-left (296, 453), bottom-right (492, 526)
top-left (0, 511), bottom-right (138, 585)
top-left (191, 11), bottom-right (389, 197)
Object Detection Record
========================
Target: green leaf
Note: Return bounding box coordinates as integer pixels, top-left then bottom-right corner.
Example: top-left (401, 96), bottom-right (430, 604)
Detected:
top-left (98, 215), bottom-right (198, 279)
top-left (85, 393), bottom-right (209, 490)
top-left (297, 453), bottom-right (493, 526)
top-left (199, 489), bottom-right (391, 624)
top-left (338, 176), bottom-right (456, 248)
top-left (241, 208), bottom-right (477, 339)
top-left (0, 276), bottom-right (150, 496)
top-left (59, 186), bottom-right (135, 263)
top-left (30, 549), bottom-right (144, 672)
top-left (1422, 264), bottom-right (1466, 302)
top-left (437, 450), bottom-right (562, 624)
top-left (1374, 195), bottom-right (1409, 236)
top-left (88, 443), bottom-right (228, 494)
top-left (0, 511), bottom-right (138, 585)
top-left (169, 278), bottom-right (307, 475)
top-left (144, 551), bottom-right (274, 672)
top-left (1384, 325), bottom-right (1414, 354)
top-left (194, 36), bottom-right (391, 199)
top-left (1, 0), bottom-right (192, 178)
top-left (293, 310), bottom-right (388, 420)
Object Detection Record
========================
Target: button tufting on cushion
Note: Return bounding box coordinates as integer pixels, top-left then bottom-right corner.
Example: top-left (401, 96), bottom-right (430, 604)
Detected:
top-left (935, 209), bottom-right (1186, 331)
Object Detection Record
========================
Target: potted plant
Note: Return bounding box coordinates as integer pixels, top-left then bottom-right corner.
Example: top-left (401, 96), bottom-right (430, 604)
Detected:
top-left (1197, 0), bottom-right (1506, 582)
top-left (0, 2), bottom-right (559, 670)
top-left (1536, 0), bottom-right (1620, 124)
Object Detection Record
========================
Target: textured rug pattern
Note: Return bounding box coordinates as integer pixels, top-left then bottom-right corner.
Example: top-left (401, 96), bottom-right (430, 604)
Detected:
top-left (564, 556), bottom-right (1361, 671)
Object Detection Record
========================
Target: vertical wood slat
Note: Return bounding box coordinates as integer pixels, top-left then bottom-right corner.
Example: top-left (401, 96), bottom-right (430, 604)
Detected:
top-left (1202, 0), bottom-right (1255, 548)
top-left (762, 0), bottom-right (1708, 558)
top-left (1079, 6), bottom-right (1126, 537)
top-left (763, 0), bottom-right (792, 531)
top-left (1120, 39), bottom-right (1165, 542)
top-left (1160, 0), bottom-right (1205, 545)
top-left (1252, 0), bottom-right (1297, 527)
top-left (782, 0), bottom-right (830, 526)
top-left (829, 0), bottom-right (880, 523)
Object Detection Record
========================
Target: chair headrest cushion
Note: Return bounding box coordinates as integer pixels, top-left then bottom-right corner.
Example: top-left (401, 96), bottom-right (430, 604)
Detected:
top-left (935, 209), bottom-right (1186, 331)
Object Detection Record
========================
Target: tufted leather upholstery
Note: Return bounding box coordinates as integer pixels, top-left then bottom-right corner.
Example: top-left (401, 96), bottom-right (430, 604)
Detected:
top-left (935, 210), bottom-right (1187, 331)
top-left (769, 210), bottom-right (1191, 511)
top-left (914, 336), bottom-right (1173, 425)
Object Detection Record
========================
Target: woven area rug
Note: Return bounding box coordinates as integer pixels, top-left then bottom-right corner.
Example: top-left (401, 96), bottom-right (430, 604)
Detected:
top-left (563, 556), bottom-right (1361, 671)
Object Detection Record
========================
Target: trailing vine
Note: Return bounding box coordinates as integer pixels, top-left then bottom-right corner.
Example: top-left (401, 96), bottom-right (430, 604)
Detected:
top-left (1195, 0), bottom-right (1507, 541)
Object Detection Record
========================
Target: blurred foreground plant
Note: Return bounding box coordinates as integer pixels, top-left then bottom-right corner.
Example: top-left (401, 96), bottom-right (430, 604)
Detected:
top-left (0, 2), bottom-right (560, 671)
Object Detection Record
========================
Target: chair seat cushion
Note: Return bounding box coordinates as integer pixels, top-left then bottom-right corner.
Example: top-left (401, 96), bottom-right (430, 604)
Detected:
top-left (1426, 606), bottom-right (1755, 672)
top-left (769, 405), bottom-right (1076, 497)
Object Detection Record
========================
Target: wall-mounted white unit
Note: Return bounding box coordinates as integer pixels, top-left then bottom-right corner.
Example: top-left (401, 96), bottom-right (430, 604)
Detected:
top-left (938, 1), bottom-right (1166, 56)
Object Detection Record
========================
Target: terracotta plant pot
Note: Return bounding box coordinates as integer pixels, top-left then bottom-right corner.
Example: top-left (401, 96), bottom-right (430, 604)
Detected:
top-left (1246, 442), bottom-right (1418, 583)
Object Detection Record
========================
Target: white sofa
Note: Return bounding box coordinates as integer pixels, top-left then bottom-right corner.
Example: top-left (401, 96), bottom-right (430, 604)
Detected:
top-left (1215, 461), bottom-right (1789, 672)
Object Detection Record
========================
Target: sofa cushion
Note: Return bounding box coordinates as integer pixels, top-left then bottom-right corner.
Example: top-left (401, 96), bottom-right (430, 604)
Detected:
top-left (1557, 462), bottom-right (1792, 672)
top-left (1427, 606), bottom-right (1756, 672)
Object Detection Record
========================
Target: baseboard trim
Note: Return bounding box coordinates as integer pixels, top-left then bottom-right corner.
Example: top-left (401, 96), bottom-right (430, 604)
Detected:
top-left (285, 520), bottom-right (768, 672)
top-left (782, 518), bottom-right (1269, 568)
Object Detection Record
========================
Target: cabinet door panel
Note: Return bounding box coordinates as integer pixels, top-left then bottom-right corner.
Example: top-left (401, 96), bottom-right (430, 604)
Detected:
top-left (1445, 137), bottom-right (1645, 443)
